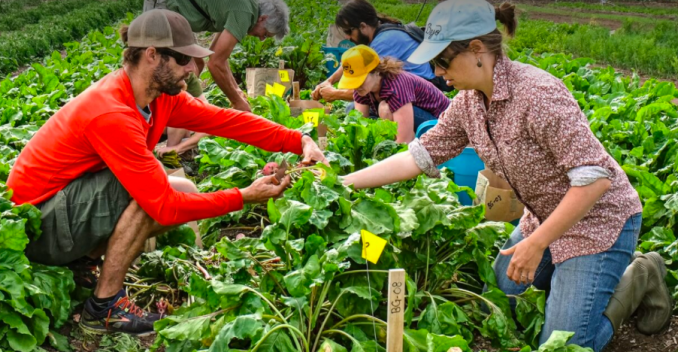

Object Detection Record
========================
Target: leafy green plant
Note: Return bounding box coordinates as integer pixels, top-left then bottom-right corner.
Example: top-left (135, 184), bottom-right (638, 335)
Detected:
top-left (0, 184), bottom-right (76, 352)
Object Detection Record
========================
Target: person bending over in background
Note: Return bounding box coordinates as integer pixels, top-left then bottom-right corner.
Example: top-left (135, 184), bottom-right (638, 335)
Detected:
top-left (144, 0), bottom-right (290, 112)
top-left (312, 0), bottom-right (452, 104)
top-left (337, 45), bottom-right (449, 143)
top-left (341, 1), bottom-right (673, 351)
top-left (7, 10), bottom-right (326, 336)
top-left (155, 61), bottom-right (210, 157)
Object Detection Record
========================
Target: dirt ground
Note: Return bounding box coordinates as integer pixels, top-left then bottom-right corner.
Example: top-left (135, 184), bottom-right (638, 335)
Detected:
top-left (471, 315), bottom-right (678, 352)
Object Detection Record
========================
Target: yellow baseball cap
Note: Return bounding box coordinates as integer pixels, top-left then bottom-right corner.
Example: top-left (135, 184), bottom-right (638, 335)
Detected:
top-left (337, 45), bottom-right (380, 90)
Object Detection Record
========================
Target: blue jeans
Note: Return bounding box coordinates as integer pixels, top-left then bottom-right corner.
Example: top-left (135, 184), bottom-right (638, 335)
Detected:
top-left (493, 213), bottom-right (641, 351)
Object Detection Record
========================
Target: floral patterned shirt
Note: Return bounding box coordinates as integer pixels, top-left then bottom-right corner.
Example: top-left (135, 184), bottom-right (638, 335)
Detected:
top-left (415, 55), bottom-right (642, 263)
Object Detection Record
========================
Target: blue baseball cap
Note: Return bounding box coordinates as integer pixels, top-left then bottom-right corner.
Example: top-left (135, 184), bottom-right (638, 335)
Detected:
top-left (407, 0), bottom-right (497, 65)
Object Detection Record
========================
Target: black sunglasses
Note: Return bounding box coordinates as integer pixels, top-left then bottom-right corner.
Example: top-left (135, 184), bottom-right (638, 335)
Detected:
top-left (156, 48), bottom-right (192, 66)
top-left (431, 43), bottom-right (470, 70)
top-left (341, 26), bottom-right (357, 35)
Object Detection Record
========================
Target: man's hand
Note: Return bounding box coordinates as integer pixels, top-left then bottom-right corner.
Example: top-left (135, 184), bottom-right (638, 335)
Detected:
top-left (232, 98), bottom-right (251, 112)
top-left (240, 175), bottom-right (291, 204)
top-left (301, 135), bottom-right (329, 166)
top-left (312, 80), bottom-right (332, 101)
top-left (156, 145), bottom-right (182, 157)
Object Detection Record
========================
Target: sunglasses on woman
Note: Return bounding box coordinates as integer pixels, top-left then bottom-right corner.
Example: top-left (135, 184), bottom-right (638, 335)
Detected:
top-left (431, 42), bottom-right (470, 70)
top-left (156, 48), bottom-right (192, 66)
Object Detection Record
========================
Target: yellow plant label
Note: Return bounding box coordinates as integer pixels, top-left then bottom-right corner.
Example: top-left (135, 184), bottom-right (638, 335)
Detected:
top-left (267, 83), bottom-right (286, 97)
top-left (279, 70), bottom-right (290, 82)
top-left (361, 230), bottom-right (387, 264)
top-left (302, 111), bottom-right (320, 127)
top-left (273, 82), bottom-right (286, 97)
top-left (265, 84), bottom-right (275, 97)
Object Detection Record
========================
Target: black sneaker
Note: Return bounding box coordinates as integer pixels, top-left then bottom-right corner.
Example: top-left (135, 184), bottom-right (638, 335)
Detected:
top-left (80, 290), bottom-right (163, 336)
top-left (67, 256), bottom-right (102, 290)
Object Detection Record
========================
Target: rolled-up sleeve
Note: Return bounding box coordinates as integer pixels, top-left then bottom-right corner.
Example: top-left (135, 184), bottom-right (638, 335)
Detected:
top-left (419, 99), bottom-right (469, 166)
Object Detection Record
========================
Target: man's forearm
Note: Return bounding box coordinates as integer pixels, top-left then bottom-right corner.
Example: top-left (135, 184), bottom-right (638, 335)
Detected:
top-left (327, 66), bottom-right (344, 84)
top-left (208, 59), bottom-right (247, 106)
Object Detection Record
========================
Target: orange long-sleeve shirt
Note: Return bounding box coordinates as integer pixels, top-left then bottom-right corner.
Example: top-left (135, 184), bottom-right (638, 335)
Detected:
top-left (7, 69), bottom-right (302, 226)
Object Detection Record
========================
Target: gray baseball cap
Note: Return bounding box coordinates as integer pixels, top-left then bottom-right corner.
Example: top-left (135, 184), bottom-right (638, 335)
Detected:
top-left (127, 9), bottom-right (213, 58)
top-left (408, 0), bottom-right (497, 65)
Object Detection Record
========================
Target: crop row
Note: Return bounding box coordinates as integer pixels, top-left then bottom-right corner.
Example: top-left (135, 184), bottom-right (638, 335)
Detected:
top-left (0, 0), bottom-right (142, 78)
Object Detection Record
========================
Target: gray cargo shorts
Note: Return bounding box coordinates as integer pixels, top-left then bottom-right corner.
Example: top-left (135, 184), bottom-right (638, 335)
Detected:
top-left (25, 169), bottom-right (131, 266)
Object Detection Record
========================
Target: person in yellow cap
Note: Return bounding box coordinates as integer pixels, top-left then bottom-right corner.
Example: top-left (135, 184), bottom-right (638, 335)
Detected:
top-left (337, 45), bottom-right (450, 143)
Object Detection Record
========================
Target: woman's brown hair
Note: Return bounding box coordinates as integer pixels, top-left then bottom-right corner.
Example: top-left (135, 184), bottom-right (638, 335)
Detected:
top-left (444, 2), bottom-right (517, 58)
top-left (371, 56), bottom-right (404, 78)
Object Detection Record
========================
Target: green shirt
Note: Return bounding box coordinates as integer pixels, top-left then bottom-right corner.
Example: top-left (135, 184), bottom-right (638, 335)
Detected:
top-left (166, 0), bottom-right (258, 42)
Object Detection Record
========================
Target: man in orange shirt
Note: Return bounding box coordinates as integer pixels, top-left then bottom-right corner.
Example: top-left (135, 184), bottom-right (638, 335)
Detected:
top-left (7, 9), bottom-right (326, 335)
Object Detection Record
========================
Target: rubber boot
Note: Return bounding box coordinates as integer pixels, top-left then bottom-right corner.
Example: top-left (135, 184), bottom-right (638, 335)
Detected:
top-left (603, 253), bottom-right (649, 332)
top-left (635, 252), bottom-right (674, 335)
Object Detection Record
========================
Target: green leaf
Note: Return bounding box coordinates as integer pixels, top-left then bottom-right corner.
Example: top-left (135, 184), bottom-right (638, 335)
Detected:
top-left (277, 199), bottom-right (313, 233)
top-left (158, 314), bottom-right (212, 340)
top-left (344, 199), bottom-right (396, 235)
top-left (319, 338), bottom-right (348, 352)
top-left (538, 331), bottom-right (593, 352)
top-left (6, 328), bottom-right (37, 352)
top-left (254, 328), bottom-right (296, 351)
top-left (47, 330), bottom-right (71, 352)
top-left (283, 255), bottom-right (320, 297)
top-left (515, 286), bottom-right (546, 348)
top-left (209, 315), bottom-right (264, 352)
top-left (0, 218), bottom-right (29, 251)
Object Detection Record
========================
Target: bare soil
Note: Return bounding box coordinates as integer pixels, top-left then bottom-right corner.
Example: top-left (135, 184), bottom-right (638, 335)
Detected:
top-left (471, 315), bottom-right (678, 352)
top-left (521, 10), bottom-right (625, 30)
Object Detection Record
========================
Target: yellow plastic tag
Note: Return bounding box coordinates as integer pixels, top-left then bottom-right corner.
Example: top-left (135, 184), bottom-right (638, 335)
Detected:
top-left (266, 83), bottom-right (286, 97)
top-left (273, 82), bottom-right (286, 97)
top-left (279, 70), bottom-right (290, 82)
top-left (265, 83), bottom-right (275, 97)
top-left (361, 230), bottom-right (387, 264)
top-left (302, 111), bottom-right (320, 127)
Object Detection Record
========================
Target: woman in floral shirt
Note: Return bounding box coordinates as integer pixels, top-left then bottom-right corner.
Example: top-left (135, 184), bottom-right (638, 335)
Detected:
top-left (342, 1), bottom-right (673, 350)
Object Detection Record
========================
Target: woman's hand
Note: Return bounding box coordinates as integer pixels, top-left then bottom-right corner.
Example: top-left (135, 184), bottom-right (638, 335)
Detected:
top-left (312, 80), bottom-right (332, 100)
top-left (500, 237), bottom-right (546, 285)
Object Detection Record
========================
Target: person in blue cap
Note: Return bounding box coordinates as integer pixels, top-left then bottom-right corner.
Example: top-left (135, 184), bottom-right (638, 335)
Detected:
top-left (341, 1), bottom-right (673, 351)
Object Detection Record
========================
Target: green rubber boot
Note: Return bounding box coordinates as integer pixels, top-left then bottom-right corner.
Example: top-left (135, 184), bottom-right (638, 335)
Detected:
top-left (635, 252), bottom-right (673, 335)
top-left (603, 254), bottom-right (648, 332)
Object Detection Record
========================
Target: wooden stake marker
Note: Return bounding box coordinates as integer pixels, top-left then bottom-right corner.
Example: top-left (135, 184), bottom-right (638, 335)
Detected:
top-left (387, 269), bottom-right (405, 352)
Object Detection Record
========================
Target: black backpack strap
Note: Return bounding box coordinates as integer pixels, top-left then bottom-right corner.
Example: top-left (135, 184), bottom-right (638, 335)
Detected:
top-left (374, 23), bottom-right (424, 43)
top-left (187, 0), bottom-right (210, 21)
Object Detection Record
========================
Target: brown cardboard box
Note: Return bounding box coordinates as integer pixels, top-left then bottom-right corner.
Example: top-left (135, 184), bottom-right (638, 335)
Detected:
top-left (245, 68), bottom-right (295, 98)
top-left (474, 169), bottom-right (525, 223)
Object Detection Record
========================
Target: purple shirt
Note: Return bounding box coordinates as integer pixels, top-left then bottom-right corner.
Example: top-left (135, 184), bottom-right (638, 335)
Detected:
top-left (354, 71), bottom-right (449, 117)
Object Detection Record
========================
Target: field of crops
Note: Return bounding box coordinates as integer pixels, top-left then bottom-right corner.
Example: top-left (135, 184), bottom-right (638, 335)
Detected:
top-left (0, 0), bottom-right (677, 351)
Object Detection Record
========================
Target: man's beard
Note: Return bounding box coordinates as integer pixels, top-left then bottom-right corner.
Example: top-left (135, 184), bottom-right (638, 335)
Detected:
top-left (351, 31), bottom-right (371, 46)
top-left (151, 59), bottom-right (185, 96)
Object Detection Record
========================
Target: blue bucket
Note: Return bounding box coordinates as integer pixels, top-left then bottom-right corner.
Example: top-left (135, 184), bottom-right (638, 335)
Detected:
top-left (321, 45), bottom-right (351, 78)
top-left (415, 120), bottom-right (485, 206)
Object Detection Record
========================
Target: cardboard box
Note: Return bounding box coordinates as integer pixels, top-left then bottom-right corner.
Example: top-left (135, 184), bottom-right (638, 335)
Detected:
top-left (474, 169), bottom-right (525, 223)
